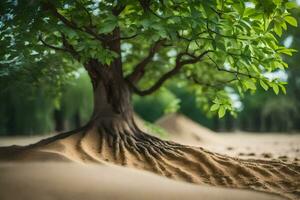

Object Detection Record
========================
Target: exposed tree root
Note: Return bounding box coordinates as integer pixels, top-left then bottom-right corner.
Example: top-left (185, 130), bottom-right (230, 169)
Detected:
top-left (0, 123), bottom-right (299, 200)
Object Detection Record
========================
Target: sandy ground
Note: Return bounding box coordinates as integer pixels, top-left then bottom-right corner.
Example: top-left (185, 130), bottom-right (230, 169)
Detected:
top-left (2, 114), bottom-right (299, 164)
top-left (0, 162), bottom-right (285, 200)
top-left (156, 114), bottom-right (216, 145)
top-left (0, 114), bottom-right (299, 200)
top-left (157, 114), bottom-right (300, 164)
top-left (202, 132), bottom-right (300, 163)
top-left (2, 132), bottom-right (298, 163)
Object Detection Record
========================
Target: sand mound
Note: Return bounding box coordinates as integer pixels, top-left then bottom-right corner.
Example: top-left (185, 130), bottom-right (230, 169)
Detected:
top-left (0, 126), bottom-right (299, 200)
top-left (156, 113), bottom-right (217, 145)
top-left (0, 162), bottom-right (286, 200)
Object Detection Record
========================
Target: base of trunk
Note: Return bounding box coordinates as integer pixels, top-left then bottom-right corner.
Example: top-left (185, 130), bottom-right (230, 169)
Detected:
top-left (0, 121), bottom-right (299, 200)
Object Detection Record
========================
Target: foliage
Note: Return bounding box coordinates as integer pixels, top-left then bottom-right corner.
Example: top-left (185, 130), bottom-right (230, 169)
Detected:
top-left (0, 70), bottom-right (93, 135)
top-left (133, 86), bottom-right (180, 122)
top-left (59, 71), bottom-right (93, 128)
top-left (0, 0), bottom-right (297, 120)
top-left (237, 5), bottom-right (300, 132)
top-left (0, 84), bottom-right (55, 135)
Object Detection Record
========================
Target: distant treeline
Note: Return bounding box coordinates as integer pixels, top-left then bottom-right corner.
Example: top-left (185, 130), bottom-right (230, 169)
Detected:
top-left (0, 73), bottom-right (93, 135)
top-left (135, 84), bottom-right (300, 133)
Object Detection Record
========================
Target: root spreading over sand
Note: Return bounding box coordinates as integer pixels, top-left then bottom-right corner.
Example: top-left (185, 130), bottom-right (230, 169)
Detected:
top-left (0, 123), bottom-right (299, 200)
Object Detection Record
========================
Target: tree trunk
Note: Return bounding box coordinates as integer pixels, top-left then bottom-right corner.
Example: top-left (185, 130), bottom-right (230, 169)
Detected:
top-left (90, 77), bottom-right (136, 131)
top-left (0, 64), bottom-right (299, 200)
top-left (54, 109), bottom-right (65, 132)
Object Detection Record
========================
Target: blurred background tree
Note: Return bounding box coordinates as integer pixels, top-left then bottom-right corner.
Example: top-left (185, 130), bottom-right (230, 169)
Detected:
top-left (0, 71), bottom-right (93, 135)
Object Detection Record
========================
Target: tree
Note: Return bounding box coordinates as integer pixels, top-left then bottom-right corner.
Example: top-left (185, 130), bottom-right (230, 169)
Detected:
top-left (1, 0), bottom-right (299, 198)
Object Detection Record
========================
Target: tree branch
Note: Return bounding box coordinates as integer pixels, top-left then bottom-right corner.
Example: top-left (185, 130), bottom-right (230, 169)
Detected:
top-left (139, 0), bottom-right (151, 11)
top-left (120, 34), bottom-right (139, 40)
top-left (126, 39), bottom-right (166, 83)
top-left (75, 0), bottom-right (93, 27)
top-left (176, 30), bottom-right (207, 42)
top-left (109, 33), bottom-right (139, 42)
top-left (188, 75), bottom-right (237, 89)
top-left (207, 55), bottom-right (255, 78)
top-left (43, 2), bottom-right (106, 42)
top-left (112, 3), bottom-right (126, 16)
top-left (60, 33), bottom-right (80, 60)
top-left (38, 35), bottom-right (66, 52)
top-left (128, 50), bottom-right (212, 96)
top-left (39, 34), bottom-right (80, 61)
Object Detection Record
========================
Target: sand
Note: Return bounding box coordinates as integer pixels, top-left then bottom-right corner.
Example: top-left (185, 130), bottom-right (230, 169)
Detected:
top-left (0, 115), bottom-right (299, 200)
top-left (156, 114), bottom-right (300, 164)
top-left (0, 162), bottom-right (286, 200)
top-left (156, 113), bottom-right (217, 145)
top-left (202, 132), bottom-right (300, 163)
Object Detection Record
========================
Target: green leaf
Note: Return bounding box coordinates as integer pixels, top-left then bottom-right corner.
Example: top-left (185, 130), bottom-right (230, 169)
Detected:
top-left (273, 0), bottom-right (282, 6)
top-left (259, 80), bottom-right (269, 91)
top-left (284, 16), bottom-right (298, 27)
top-left (99, 17), bottom-right (118, 33)
top-left (100, 23), bottom-right (117, 33)
top-left (274, 23), bottom-right (282, 36)
top-left (279, 84), bottom-right (286, 94)
top-left (232, 2), bottom-right (245, 16)
top-left (276, 47), bottom-right (297, 56)
top-left (285, 2), bottom-right (298, 9)
top-left (281, 21), bottom-right (287, 30)
top-left (243, 79), bottom-right (256, 90)
top-left (272, 84), bottom-right (279, 95)
top-left (218, 106), bottom-right (226, 118)
top-left (210, 104), bottom-right (219, 111)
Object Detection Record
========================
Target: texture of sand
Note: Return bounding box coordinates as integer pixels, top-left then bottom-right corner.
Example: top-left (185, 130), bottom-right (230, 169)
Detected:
top-left (156, 114), bottom-right (300, 163)
top-left (156, 113), bottom-right (217, 145)
top-left (0, 114), bottom-right (299, 200)
top-left (202, 132), bottom-right (300, 163)
top-left (0, 162), bottom-right (285, 200)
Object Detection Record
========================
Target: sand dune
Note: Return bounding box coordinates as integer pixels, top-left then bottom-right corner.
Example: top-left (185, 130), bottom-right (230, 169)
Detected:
top-left (0, 162), bottom-right (286, 200)
top-left (156, 113), bottom-right (217, 145)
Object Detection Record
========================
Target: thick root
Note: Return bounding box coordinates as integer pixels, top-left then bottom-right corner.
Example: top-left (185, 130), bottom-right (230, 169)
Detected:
top-left (0, 124), bottom-right (299, 200)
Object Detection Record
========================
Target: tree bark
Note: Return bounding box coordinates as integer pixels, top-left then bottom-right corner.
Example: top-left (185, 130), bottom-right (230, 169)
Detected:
top-left (89, 72), bottom-right (137, 134)
top-left (83, 56), bottom-right (138, 134)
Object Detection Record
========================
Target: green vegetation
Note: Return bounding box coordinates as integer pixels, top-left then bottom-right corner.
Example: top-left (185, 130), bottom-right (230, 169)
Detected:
top-left (0, 0), bottom-right (298, 135)
top-left (0, 72), bottom-right (93, 135)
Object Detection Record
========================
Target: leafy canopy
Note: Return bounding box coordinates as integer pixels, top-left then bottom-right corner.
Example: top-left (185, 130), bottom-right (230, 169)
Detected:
top-left (0, 0), bottom-right (297, 117)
